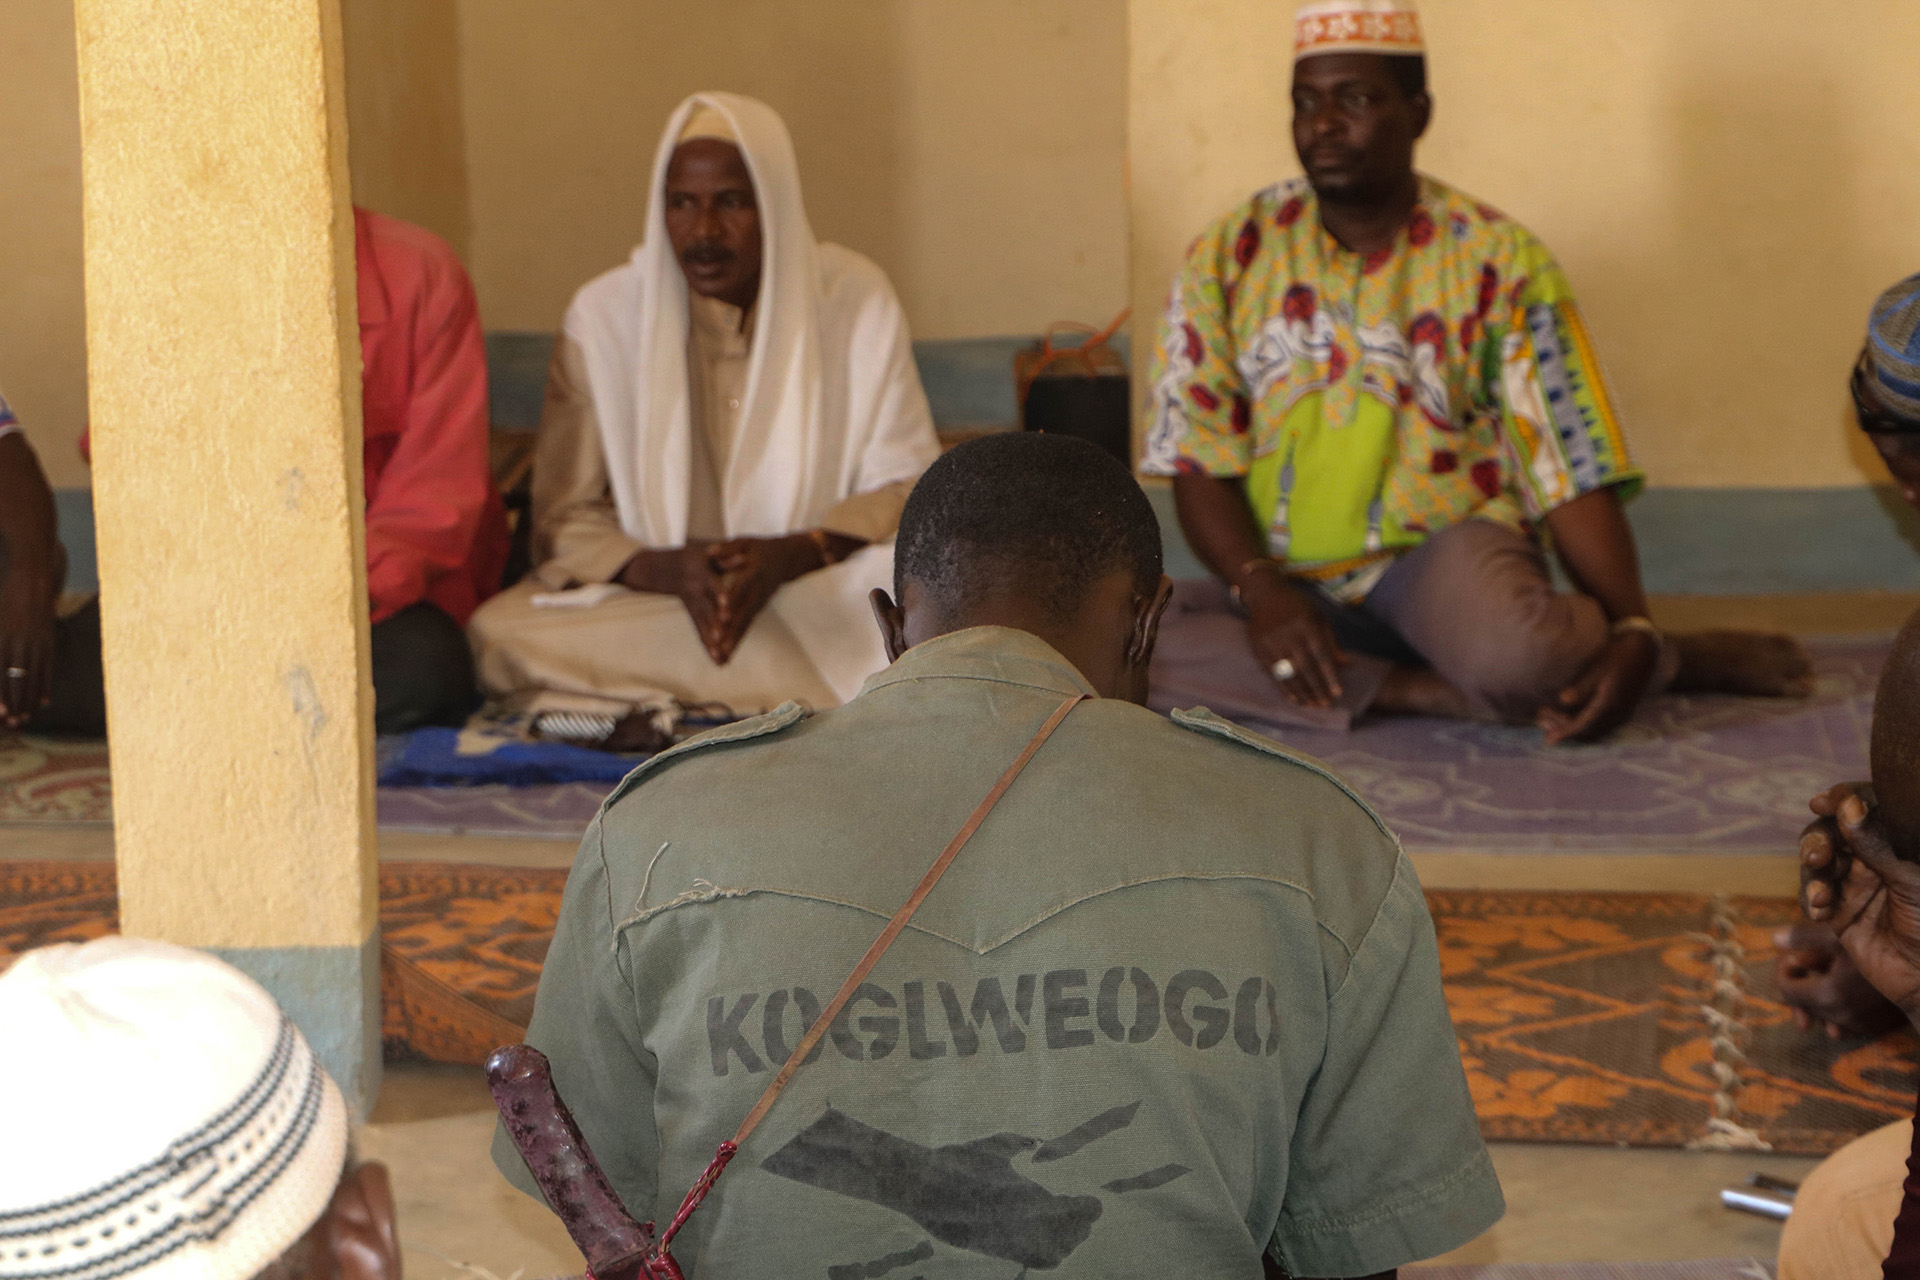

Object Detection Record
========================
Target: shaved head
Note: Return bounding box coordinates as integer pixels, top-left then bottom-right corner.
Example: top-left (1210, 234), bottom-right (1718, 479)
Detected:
top-left (874, 431), bottom-right (1171, 702)
top-left (894, 432), bottom-right (1163, 628)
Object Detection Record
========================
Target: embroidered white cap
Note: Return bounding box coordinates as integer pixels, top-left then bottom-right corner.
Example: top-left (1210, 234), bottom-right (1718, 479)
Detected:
top-left (0, 938), bottom-right (349, 1280)
top-left (1295, 0), bottom-right (1425, 61)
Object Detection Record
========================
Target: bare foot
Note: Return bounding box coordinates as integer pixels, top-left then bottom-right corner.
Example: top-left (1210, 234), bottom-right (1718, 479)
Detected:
top-left (1372, 664), bottom-right (1476, 719)
top-left (1671, 630), bottom-right (1815, 697)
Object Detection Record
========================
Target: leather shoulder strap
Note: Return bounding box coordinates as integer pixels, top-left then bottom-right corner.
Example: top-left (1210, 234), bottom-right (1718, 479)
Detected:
top-left (652, 693), bottom-right (1086, 1259)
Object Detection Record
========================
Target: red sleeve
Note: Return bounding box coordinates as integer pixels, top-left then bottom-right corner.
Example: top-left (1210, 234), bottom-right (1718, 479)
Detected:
top-left (363, 251), bottom-right (494, 624)
top-left (1884, 1082), bottom-right (1920, 1280)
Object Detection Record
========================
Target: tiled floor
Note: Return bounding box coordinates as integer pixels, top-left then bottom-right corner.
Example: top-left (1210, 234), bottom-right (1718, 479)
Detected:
top-left (11, 592), bottom-right (1916, 1273)
top-left (361, 1064), bottom-right (585, 1278)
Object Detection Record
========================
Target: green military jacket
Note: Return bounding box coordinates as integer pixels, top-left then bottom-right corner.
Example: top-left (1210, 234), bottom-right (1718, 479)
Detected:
top-left (495, 627), bottom-right (1501, 1277)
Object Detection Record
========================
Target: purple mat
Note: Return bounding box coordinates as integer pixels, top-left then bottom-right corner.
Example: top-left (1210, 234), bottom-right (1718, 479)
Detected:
top-left (376, 781), bottom-right (612, 839)
top-left (1236, 634), bottom-right (1882, 854)
top-left (374, 636), bottom-right (1884, 854)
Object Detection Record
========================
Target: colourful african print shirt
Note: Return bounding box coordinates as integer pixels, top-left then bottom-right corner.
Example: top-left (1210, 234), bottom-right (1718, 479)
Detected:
top-left (1142, 175), bottom-right (1639, 600)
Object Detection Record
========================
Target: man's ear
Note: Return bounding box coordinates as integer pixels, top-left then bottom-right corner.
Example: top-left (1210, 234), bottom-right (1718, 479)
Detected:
top-left (870, 588), bottom-right (910, 663)
top-left (1411, 91), bottom-right (1433, 141)
top-left (1127, 575), bottom-right (1175, 671)
top-left (325, 1162), bottom-right (401, 1280)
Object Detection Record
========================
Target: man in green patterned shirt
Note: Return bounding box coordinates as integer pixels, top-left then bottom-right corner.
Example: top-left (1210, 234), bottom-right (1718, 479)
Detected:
top-left (1144, 0), bottom-right (1808, 742)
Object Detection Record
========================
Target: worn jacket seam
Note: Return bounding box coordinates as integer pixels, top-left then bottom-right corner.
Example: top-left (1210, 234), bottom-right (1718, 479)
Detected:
top-left (617, 871), bottom-right (1338, 955)
top-left (1169, 708), bottom-right (1408, 852)
top-left (862, 670), bottom-right (1092, 699)
top-left (598, 703), bottom-right (809, 815)
top-left (1324, 854), bottom-right (1416, 1003)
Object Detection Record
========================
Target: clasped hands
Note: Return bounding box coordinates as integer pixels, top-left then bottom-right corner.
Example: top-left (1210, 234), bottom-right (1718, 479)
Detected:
top-left (620, 534), bottom-right (825, 665)
top-left (1782, 783), bottom-right (1920, 1035)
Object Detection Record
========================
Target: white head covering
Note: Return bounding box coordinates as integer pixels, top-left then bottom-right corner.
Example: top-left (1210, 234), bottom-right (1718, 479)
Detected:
top-left (678, 104), bottom-right (737, 144)
top-left (0, 938), bottom-right (349, 1280)
top-left (564, 91), bottom-right (938, 546)
top-left (1294, 0), bottom-right (1424, 60)
top-left (582, 92), bottom-right (824, 543)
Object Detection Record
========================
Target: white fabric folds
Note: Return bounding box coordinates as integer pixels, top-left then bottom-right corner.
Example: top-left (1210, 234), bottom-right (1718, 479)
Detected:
top-left (566, 90), bottom-right (939, 549)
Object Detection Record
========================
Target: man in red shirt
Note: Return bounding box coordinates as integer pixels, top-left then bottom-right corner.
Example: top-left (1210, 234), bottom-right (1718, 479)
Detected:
top-left (0, 394), bottom-right (102, 733)
top-left (45, 208), bottom-right (509, 736)
top-left (354, 207), bottom-right (509, 733)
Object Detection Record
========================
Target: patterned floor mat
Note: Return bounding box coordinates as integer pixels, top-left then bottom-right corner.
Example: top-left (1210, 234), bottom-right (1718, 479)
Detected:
top-left (0, 736), bottom-right (112, 825)
top-left (3, 637), bottom-right (1883, 852)
top-left (375, 782), bottom-right (606, 839)
top-left (2, 864), bottom-right (1909, 1155)
top-left (1434, 889), bottom-right (1914, 1154)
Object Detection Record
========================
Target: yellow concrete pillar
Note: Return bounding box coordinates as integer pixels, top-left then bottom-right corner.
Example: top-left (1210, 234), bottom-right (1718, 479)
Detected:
top-left (74, 0), bottom-right (378, 1109)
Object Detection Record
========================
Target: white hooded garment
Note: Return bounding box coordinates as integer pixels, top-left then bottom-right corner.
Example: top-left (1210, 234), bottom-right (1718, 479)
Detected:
top-left (572, 92), bottom-right (938, 545)
top-left (470, 92), bottom-right (941, 716)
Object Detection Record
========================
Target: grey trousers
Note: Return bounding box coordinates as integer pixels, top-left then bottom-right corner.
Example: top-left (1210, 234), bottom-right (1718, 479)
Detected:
top-left (1149, 519), bottom-right (1640, 731)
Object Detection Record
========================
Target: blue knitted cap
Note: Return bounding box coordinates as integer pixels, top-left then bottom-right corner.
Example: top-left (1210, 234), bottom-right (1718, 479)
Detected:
top-left (1867, 274), bottom-right (1920, 424)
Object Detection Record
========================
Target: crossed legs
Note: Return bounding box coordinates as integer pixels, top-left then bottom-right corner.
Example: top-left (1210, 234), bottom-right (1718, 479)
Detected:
top-left (1149, 520), bottom-right (1634, 730)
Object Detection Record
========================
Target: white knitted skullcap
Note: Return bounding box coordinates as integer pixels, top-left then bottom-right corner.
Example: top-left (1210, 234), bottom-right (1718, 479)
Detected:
top-left (1295, 0), bottom-right (1424, 60)
top-left (0, 938), bottom-right (349, 1280)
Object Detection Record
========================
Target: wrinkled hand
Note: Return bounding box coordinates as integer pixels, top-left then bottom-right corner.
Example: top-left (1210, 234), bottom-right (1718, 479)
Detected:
top-left (706, 535), bottom-right (819, 665)
top-left (1242, 573), bottom-right (1347, 708)
top-left (620, 545), bottom-right (729, 661)
top-left (1538, 631), bottom-right (1658, 745)
top-left (1773, 920), bottom-right (1905, 1038)
top-left (1800, 783), bottom-right (1920, 1026)
top-left (0, 586), bottom-right (55, 730)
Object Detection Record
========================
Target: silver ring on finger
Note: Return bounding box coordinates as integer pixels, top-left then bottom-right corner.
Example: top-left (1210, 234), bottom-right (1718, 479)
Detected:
top-left (1271, 658), bottom-right (1296, 682)
top-left (4, 667), bottom-right (25, 679)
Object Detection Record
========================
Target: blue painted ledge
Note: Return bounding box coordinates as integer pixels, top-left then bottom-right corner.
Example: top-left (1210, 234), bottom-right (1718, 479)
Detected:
top-left (57, 483), bottom-right (1920, 598)
top-left (50, 327), bottom-right (1920, 597)
top-left (53, 488), bottom-right (96, 597)
top-left (1626, 486), bottom-right (1920, 595)
top-left (485, 330), bottom-right (1132, 433)
top-left (1144, 483), bottom-right (1920, 597)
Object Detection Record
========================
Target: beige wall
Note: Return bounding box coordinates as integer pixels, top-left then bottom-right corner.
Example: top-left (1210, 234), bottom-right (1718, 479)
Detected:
top-left (22, 1), bottom-right (1920, 490)
top-left (340, 0), bottom-right (473, 260)
top-left (4, 0), bottom-right (1130, 488)
top-left (455, 0), bottom-right (1131, 339)
top-left (1129, 0), bottom-right (1920, 488)
top-left (0, 0), bottom-right (89, 487)
top-left (0, 0), bottom-right (474, 489)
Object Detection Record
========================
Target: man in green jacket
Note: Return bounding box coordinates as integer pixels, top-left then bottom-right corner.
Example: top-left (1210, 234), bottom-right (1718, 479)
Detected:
top-left (497, 432), bottom-right (1501, 1277)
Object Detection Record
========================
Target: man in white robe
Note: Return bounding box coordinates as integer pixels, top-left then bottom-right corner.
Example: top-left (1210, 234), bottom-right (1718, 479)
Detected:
top-left (470, 93), bottom-right (940, 740)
